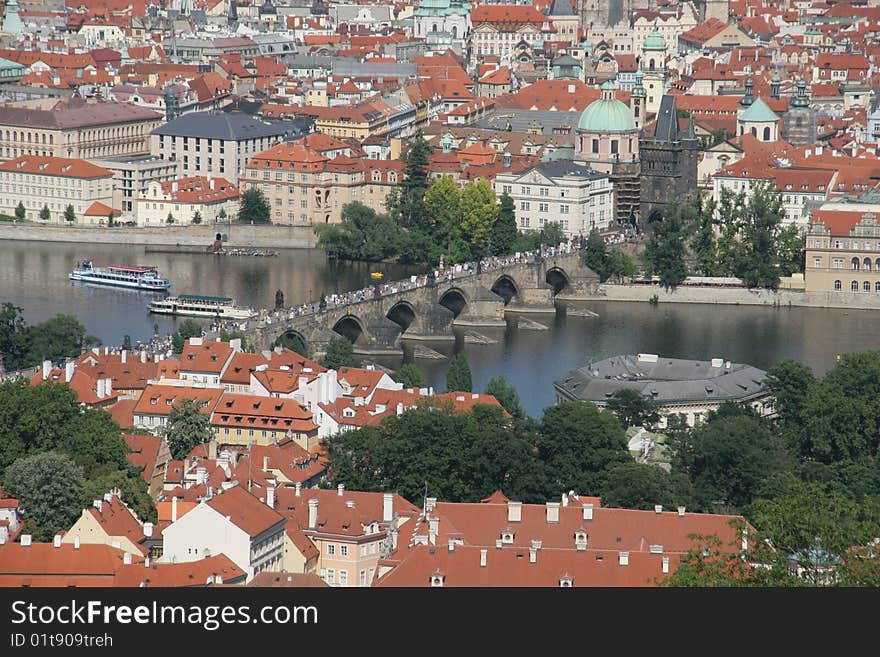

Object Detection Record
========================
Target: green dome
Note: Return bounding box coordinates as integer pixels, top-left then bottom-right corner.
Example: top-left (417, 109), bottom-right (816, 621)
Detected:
top-left (578, 93), bottom-right (637, 134)
top-left (643, 29), bottom-right (666, 51)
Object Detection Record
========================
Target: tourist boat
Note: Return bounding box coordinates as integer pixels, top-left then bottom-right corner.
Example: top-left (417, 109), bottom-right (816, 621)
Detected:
top-left (148, 294), bottom-right (256, 320)
top-left (69, 260), bottom-right (171, 291)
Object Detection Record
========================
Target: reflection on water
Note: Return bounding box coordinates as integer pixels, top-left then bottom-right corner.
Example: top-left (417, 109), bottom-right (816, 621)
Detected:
top-left (2, 240), bottom-right (880, 418)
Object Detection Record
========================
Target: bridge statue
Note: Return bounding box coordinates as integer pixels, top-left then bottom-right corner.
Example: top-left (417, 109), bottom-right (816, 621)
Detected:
top-left (275, 289), bottom-right (284, 310)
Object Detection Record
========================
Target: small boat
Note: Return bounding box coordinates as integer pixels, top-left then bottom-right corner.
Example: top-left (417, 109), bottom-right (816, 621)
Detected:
top-left (149, 294), bottom-right (256, 320)
top-left (69, 260), bottom-right (171, 291)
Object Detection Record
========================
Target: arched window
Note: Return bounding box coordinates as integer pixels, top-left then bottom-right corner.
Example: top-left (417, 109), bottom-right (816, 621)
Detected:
top-left (432, 24), bottom-right (437, 32)
top-left (852, 280), bottom-right (859, 292)
top-left (763, 126), bottom-right (771, 141)
top-left (865, 257), bottom-right (872, 271)
top-left (875, 258), bottom-right (880, 270)
top-left (751, 127), bottom-right (757, 137)
top-left (649, 58), bottom-right (655, 69)
top-left (834, 280), bottom-right (842, 291)
top-left (452, 26), bottom-right (457, 39)
top-left (865, 281), bottom-right (872, 292)
top-left (852, 257), bottom-right (860, 270)
top-left (875, 282), bottom-right (880, 292)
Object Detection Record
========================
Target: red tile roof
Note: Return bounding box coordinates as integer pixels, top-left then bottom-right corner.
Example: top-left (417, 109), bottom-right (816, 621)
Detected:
top-left (0, 156), bottom-right (113, 179)
top-left (205, 486), bottom-right (285, 538)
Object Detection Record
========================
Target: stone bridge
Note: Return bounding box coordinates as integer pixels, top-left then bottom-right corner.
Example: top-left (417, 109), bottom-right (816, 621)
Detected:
top-left (247, 252), bottom-right (599, 355)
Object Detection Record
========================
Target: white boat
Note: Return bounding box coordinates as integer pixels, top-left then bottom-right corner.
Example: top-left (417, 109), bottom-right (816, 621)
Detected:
top-left (69, 260), bottom-right (171, 291)
top-left (149, 295), bottom-right (256, 320)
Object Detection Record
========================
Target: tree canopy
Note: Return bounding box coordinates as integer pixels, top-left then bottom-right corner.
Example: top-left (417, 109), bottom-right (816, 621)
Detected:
top-left (0, 303), bottom-right (97, 371)
top-left (446, 352), bottom-right (472, 392)
top-left (396, 363), bottom-right (427, 389)
top-left (161, 398), bottom-right (214, 459)
top-left (239, 187), bottom-right (271, 224)
top-left (321, 336), bottom-right (355, 370)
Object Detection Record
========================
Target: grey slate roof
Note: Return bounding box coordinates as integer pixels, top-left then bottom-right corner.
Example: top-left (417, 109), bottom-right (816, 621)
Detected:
top-left (535, 159), bottom-right (606, 180)
top-left (554, 354), bottom-right (768, 405)
top-left (477, 109), bottom-right (580, 134)
top-left (152, 111), bottom-right (296, 141)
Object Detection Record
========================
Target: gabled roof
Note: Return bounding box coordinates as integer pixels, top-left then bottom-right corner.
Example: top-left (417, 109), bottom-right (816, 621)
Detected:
top-left (152, 111), bottom-right (292, 141)
top-left (205, 486), bottom-right (285, 538)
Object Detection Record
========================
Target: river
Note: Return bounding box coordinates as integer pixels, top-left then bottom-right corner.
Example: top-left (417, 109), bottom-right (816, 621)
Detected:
top-left (3, 240), bottom-right (879, 418)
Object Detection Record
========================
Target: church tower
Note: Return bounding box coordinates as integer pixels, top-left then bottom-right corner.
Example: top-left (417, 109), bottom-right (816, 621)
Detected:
top-left (631, 68), bottom-right (646, 130)
top-left (642, 28), bottom-right (667, 117)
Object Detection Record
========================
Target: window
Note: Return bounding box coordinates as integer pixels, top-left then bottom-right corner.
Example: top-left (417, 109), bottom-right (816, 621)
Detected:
top-left (813, 257), bottom-right (821, 268)
top-left (325, 568), bottom-right (335, 584)
top-left (852, 257), bottom-right (860, 270)
top-left (340, 545), bottom-right (348, 557)
top-left (540, 187), bottom-right (548, 197)
top-left (360, 569), bottom-right (367, 586)
top-left (833, 258), bottom-right (844, 269)
top-left (520, 201), bottom-right (530, 211)
top-left (327, 544), bottom-right (335, 556)
top-left (339, 570), bottom-right (348, 586)
top-left (852, 280), bottom-right (859, 292)
top-left (592, 139), bottom-right (599, 153)
top-left (864, 281), bottom-right (871, 292)
top-left (865, 258), bottom-right (872, 271)
top-left (539, 202), bottom-right (548, 212)
top-left (560, 204), bottom-right (569, 214)
top-left (610, 140), bottom-right (619, 155)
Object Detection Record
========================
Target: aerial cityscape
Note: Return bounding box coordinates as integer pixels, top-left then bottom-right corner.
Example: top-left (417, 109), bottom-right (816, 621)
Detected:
top-left (1, 0), bottom-right (879, 593)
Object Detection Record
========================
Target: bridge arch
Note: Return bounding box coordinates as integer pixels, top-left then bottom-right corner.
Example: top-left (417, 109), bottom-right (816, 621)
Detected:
top-left (491, 274), bottom-right (519, 305)
top-left (386, 300), bottom-right (417, 333)
top-left (274, 329), bottom-right (309, 356)
top-left (439, 287), bottom-right (468, 318)
top-left (332, 314), bottom-right (367, 346)
top-left (546, 267), bottom-right (572, 295)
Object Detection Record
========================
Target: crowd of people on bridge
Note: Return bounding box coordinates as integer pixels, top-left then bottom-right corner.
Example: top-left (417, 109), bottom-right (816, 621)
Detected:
top-left (205, 237), bottom-right (585, 340)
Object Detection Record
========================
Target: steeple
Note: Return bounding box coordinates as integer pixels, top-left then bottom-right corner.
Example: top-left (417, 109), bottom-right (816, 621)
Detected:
top-left (228, 0), bottom-right (238, 24)
top-left (770, 72), bottom-right (781, 100)
top-left (791, 79), bottom-right (810, 108)
top-left (740, 76), bottom-right (754, 107)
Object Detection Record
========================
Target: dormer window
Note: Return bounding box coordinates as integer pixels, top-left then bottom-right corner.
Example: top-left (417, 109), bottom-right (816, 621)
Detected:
top-left (559, 576), bottom-right (573, 587)
top-left (430, 573), bottom-right (444, 587)
top-left (574, 531), bottom-right (588, 551)
top-left (501, 531), bottom-right (514, 544)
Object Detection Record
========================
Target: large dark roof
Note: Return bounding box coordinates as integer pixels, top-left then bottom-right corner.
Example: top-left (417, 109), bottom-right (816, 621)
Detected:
top-left (0, 99), bottom-right (161, 129)
top-left (535, 159), bottom-right (606, 180)
top-left (152, 111), bottom-right (296, 141)
top-left (555, 354), bottom-right (768, 405)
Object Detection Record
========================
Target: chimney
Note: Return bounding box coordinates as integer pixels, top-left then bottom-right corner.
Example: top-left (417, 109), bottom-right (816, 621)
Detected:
top-left (507, 500), bottom-right (522, 523)
top-left (295, 482), bottom-right (302, 497)
top-left (208, 439), bottom-right (217, 461)
top-left (562, 492), bottom-right (569, 507)
top-left (209, 177), bottom-right (215, 190)
top-left (121, 350), bottom-right (127, 364)
top-left (546, 502), bottom-right (560, 523)
top-left (21, 534), bottom-right (32, 546)
top-left (96, 378), bottom-right (106, 399)
top-left (124, 552), bottom-right (133, 565)
top-left (529, 547), bottom-right (537, 563)
top-left (495, 538), bottom-right (503, 549)
top-left (74, 535), bottom-right (81, 550)
top-left (662, 556), bottom-right (670, 574)
top-left (480, 548), bottom-right (487, 567)
top-left (654, 504), bottom-right (663, 514)
top-left (583, 503), bottom-right (594, 521)
top-left (425, 497), bottom-right (437, 512)
top-left (144, 557), bottom-right (150, 568)
top-left (337, 483), bottom-right (345, 497)
top-left (263, 456), bottom-right (270, 472)
top-left (308, 498), bottom-right (318, 529)
top-left (172, 181), bottom-right (178, 193)
top-left (677, 506), bottom-right (685, 517)
top-left (42, 359), bottom-right (52, 381)
top-left (391, 528), bottom-right (398, 550)
top-left (619, 551), bottom-right (629, 566)
top-left (447, 538), bottom-right (455, 552)
top-left (171, 496), bottom-right (178, 522)
top-left (144, 522), bottom-right (153, 538)
top-left (53, 534), bottom-right (62, 548)
top-left (429, 516), bottom-right (439, 537)
top-left (65, 360), bottom-right (75, 383)
top-left (267, 486), bottom-right (275, 509)
top-left (383, 493), bottom-right (393, 522)
top-left (94, 499), bottom-right (103, 513)
top-left (141, 352), bottom-right (147, 363)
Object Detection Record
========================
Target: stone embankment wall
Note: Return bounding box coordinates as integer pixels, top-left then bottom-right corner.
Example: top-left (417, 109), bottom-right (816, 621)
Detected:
top-left (564, 283), bottom-right (880, 311)
top-left (0, 223), bottom-right (318, 249)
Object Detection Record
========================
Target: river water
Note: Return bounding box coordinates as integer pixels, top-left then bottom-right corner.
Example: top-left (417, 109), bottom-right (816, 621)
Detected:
top-left (3, 239), bottom-right (879, 417)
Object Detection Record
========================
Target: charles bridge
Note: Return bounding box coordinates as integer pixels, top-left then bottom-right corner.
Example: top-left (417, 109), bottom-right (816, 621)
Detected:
top-left (243, 251), bottom-right (600, 356)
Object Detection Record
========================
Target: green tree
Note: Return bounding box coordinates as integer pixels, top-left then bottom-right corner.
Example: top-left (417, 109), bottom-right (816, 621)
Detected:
top-left (321, 336), bottom-right (355, 370)
top-left (765, 359), bottom-right (815, 431)
top-left (459, 179), bottom-right (499, 256)
top-left (736, 183), bottom-right (787, 289)
top-left (218, 329), bottom-right (255, 352)
top-left (166, 212), bottom-right (175, 225)
top-left (274, 333), bottom-right (308, 356)
top-left (192, 210), bottom-right (202, 225)
top-left (239, 187), bottom-right (271, 224)
top-left (446, 352), bottom-right (472, 392)
top-left (536, 402), bottom-right (630, 495)
top-left (171, 318), bottom-right (203, 353)
top-left (0, 303), bottom-right (27, 370)
top-left (600, 461), bottom-right (694, 510)
top-left (715, 187), bottom-right (747, 276)
top-left (80, 464), bottom-right (157, 524)
top-left (673, 403), bottom-right (792, 512)
top-left (643, 204), bottom-right (688, 290)
top-left (316, 202), bottom-right (406, 262)
top-left (4, 451), bottom-right (84, 541)
top-left (424, 175), bottom-right (461, 248)
top-left (21, 315), bottom-right (97, 368)
top-left (396, 363), bottom-right (427, 389)
top-left (64, 205), bottom-right (76, 223)
top-left (15, 201), bottom-right (25, 221)
top-left (217, 208), bottom-right (228, 223)
top-left (161, 398), bottom-right (214, 459)
top-left (485, 376), bottom-right (525, 419)
top-left (582, 230), bottom-right (608, 280)
top-left (489, 193), bottom-right (519, 256)
top-left (392, 135), bottom-right (433, 231)
top-left (776, 224), bottom-right (805, 276)
top-left (39, 205), bottom-right (50, 222)
top-left (605, 250), bottom-right (636, 282)
top-left (689, 192), bottom-right (718, 276)
top-left (605, 388), bottom-right (661, 430)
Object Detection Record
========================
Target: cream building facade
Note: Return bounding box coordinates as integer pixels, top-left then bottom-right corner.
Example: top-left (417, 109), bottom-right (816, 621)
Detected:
top-left (805, 205), bottom-right (880, 294)
top-left (136, 176), bottom-right (239, 225)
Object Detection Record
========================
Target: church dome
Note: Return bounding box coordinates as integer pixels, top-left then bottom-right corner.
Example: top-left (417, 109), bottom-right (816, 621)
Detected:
top-left (577, 82), bottom-right (637, 134)
top-left (643, 29), bottom-right (666, 52)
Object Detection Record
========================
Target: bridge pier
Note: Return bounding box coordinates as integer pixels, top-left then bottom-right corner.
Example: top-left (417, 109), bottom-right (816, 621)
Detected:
top-left (452, 286), bottom-right (506, 327)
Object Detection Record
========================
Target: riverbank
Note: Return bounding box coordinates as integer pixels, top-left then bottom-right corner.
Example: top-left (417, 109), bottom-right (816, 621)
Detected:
top-left (561, 283), bottom-right (880, 310)
top-left (0, 223), bottom-right (318, 249)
